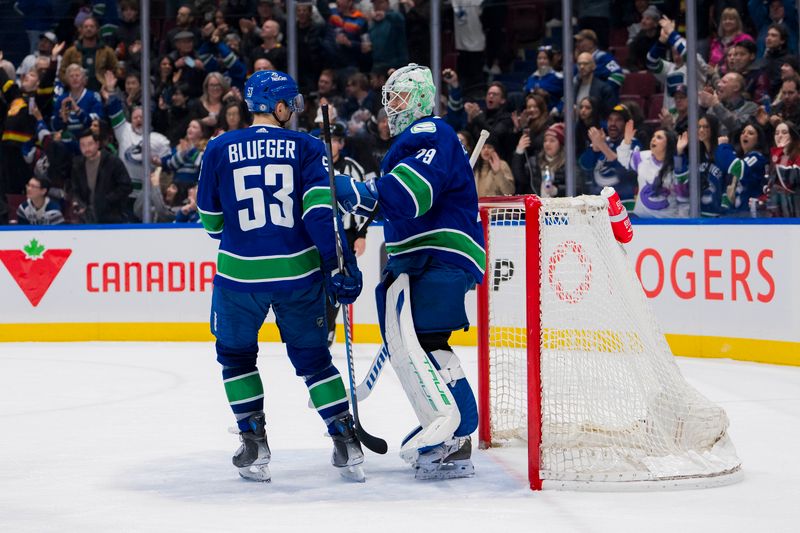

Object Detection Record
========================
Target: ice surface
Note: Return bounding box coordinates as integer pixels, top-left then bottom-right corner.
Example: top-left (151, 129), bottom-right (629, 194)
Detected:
top-left (1, 342), bottom-right (798, 532)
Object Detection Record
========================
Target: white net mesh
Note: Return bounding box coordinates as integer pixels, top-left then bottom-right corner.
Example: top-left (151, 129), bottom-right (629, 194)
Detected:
top-left (483, 196), bottom-right (741, 485)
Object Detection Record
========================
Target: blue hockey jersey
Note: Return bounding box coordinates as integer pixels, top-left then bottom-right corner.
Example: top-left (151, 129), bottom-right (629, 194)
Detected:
top-left (715, 144), bottom-right (768, 213)
top-left (377, 116), bottom-right (485, 284)
top-left (197, 124), bottom-right (338, 292)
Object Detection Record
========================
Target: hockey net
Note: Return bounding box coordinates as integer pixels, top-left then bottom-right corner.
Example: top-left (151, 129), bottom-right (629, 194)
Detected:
top-left (477, 195), bottom-right (742, 490)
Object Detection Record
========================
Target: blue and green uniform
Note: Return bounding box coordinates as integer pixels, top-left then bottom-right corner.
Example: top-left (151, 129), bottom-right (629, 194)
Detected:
top-left (197, 124), bottom-right (350, 433)
top-left (375, 116), bottom-right (484, 439)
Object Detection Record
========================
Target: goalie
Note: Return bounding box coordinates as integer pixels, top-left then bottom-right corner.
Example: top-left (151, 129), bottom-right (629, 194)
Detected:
top-left (335, 64), bottom-right (484, 479)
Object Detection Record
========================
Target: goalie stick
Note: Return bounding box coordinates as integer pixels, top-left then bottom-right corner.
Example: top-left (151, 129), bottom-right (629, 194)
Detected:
top-left (321, 104), bottom-right (388, 455)
top-left (344, 129), bottom-right (492, 403)
top-left (469, 129), bottom-right (491, 168)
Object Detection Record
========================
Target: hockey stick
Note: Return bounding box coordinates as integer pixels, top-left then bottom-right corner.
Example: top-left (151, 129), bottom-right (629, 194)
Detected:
top-left (306, 343), bottom-right (387, 409)
top-left (469, 129), bottom-right (491, 168)
top-left (321, 104), bottom-right (388, 455)
top-left (343, 129), bottom-right (493, 403)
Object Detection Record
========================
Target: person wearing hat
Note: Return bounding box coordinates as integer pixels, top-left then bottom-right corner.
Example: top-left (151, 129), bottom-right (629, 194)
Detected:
top-left (579, 104), bottom-right (640, 203)
top-left (59, 16), bottom-right (118, 92)
top-left (16, 31), bottom-right (59, 79)
top-left (574, 28), bottom-right (624, 96)
top-left (628, 6), bottom-right (661, 71)
top-left (666, 84), bottom-right (690, 134)
top-left (162, 4), bottom-right (201, 56)
top-left (527, 123), bottom-right (572, 198)
top-left (167, 29), bottom-right (206, 99)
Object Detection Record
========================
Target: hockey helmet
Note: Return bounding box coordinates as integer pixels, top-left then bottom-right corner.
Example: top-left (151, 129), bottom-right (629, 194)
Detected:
top-left (244, 70), bottom-right (304, 115)
top-left (382, 63), bottom-right (435, 136)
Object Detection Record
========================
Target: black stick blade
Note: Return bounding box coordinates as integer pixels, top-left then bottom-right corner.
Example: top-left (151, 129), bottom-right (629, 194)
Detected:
top-left (356, 424), bottom-right (388, 455)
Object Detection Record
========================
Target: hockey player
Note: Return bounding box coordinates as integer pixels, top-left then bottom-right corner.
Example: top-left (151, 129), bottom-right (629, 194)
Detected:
top-left (197, 70), bottom-right (366, 483)
top-left (334, 64), bottom-right (483, 479)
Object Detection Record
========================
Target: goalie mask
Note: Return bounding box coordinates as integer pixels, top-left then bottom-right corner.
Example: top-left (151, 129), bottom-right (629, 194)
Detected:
top-left (382, 64), bottom-right (435, 136)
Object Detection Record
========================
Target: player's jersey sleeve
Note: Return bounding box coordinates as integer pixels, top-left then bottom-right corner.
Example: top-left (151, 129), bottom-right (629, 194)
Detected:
top-left (196, 141), bottom-right (224, 239)
top-left (375, 122), bottom-right (449, 221)
top-left (298, 136), bottom-right (337, 263)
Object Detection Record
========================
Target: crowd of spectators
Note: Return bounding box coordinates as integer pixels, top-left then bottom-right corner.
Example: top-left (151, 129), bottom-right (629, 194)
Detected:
top-left (1, 0), bottom-right (799, 225)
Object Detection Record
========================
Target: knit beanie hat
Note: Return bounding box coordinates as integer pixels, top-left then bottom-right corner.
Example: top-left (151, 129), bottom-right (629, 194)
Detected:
top-left (544, 122), bottom-right (565, 145)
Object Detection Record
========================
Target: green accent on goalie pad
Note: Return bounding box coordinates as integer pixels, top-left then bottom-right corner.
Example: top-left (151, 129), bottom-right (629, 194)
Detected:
top-left (224, 372), bottom-right (264, 404)
top-left (302, 186), bottom-right (333, 217)
top-left (308, 375), bottom-right (348, 409)
top-left (386, 229), bottom-right (486, 274)
top-left (391, 163), bottom-right (433, 217)
top-left (217, 247), bottom-right (321, 283)
top-left (199, 210), bottom-right (224, 234)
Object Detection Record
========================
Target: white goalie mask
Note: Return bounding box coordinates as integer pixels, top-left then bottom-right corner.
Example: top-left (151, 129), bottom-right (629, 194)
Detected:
top-left (382, 64), bottom-right (436, 136)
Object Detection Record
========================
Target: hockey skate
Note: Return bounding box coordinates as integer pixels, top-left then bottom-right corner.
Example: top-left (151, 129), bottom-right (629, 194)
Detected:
top-left (232, 413), bottom-right (272, 482)
top-left (411, 436), bottom-right (475, 481)
top-left (331, 414), bottom-right (366, 482)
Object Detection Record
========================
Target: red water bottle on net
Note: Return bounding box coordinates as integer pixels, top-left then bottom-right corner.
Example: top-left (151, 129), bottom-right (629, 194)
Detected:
top-left (602, 186), bottom-right (633, 244)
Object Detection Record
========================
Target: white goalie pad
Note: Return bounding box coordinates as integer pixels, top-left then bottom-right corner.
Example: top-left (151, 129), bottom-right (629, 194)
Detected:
top-left (384, 274), bottom-right (461, 453)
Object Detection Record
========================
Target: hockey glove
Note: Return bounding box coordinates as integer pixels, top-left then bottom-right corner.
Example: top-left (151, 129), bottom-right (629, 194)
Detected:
top-left (323, 256), bottom-right (363, 305)
top-left (335, 174), bottom-right (379, 218)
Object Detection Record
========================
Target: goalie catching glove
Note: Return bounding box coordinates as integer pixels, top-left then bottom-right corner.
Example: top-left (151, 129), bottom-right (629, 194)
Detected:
top-left (335, 174), bottom-right (379, 218)
top-left (323, 255), bottom-right (363, 305)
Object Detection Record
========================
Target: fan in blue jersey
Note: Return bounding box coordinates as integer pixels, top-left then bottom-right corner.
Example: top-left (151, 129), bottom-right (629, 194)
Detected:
top-left (196, 70), bottom-right (366, 483)
top-left (335, 63), bottom-right (484, 480)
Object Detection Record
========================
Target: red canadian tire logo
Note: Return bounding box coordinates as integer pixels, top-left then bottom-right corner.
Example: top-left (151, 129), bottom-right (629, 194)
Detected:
top-left (548, 240), bottom-right (592, 304)
top-left (0, 239), bottom-right (72, 307)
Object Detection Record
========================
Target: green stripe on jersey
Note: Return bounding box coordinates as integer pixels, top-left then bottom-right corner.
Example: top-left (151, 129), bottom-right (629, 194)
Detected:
top-left (386, 229), bottom-right (486, 273)
top-left (308, 376), bottom-right (347, 409)
top-left (109, 108), bottom-right (125, 128)
top-left (199, 210), bottom-right (224, 234)
top-left (302, 186), bottom-right (333, 217)
top-left (217, 247), bottom-right (321, 283)
top-left (390, 163), bottom-right (433, 217)
top-left (224, 371), bottom-right (264, 404)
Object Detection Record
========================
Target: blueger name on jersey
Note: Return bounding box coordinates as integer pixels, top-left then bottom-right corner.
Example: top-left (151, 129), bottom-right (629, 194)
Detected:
top-left (228, 138), bottom-right (297, 163)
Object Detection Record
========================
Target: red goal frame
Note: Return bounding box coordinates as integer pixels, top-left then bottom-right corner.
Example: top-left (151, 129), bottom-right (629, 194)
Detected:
top-left (477, 195), bottom-right (543, 491)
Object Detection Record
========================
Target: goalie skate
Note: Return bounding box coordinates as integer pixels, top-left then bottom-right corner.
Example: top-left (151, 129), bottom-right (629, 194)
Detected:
top-left (232, 413), bottom-right (272, 482)
top-left (414, 436), bottom-right (475, 481)
top-left (331, 414), bottom-right (366, 483)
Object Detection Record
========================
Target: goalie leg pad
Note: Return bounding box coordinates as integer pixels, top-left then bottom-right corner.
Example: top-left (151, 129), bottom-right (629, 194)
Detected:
top-left (425, 347), bottom-right (478, 438)
top-left (383, 274), bottom-right (461, 452)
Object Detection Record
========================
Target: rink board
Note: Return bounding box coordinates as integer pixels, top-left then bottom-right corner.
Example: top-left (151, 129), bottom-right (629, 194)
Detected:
top-left (0, 221), bottom-right (798, 366)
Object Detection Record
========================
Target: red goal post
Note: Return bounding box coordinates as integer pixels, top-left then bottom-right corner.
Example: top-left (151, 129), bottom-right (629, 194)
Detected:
top-left (477, 195), bottom-right (543, 489)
